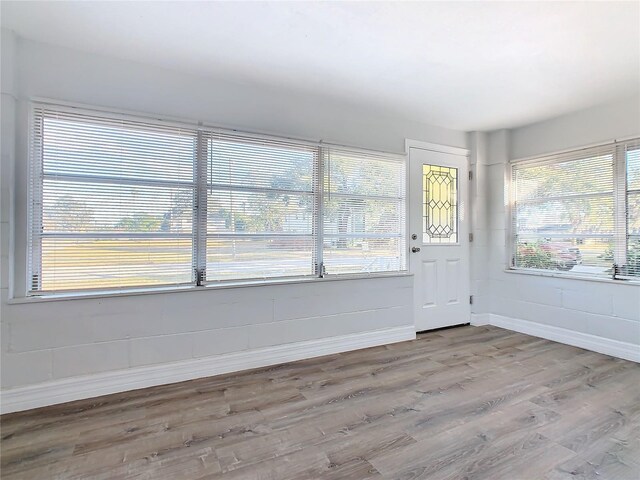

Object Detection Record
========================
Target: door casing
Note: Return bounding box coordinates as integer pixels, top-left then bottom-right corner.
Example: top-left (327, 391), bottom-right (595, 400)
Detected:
top-left (405, 139), bottom-right (471, 332)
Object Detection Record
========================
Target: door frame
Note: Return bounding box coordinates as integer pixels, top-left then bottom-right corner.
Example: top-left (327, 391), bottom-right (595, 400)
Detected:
top-left (404, 139), bottom-right (471, 330)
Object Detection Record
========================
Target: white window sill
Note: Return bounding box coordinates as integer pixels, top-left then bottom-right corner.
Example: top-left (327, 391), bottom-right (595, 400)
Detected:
top-left (504, 268), bottom-right (640, 286)
top-left (6, 271), bottom-right (414, 304)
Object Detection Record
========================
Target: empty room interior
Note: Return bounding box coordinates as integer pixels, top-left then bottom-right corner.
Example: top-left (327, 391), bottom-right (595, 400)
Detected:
top-left (1, 1), bottom-right (639, 479)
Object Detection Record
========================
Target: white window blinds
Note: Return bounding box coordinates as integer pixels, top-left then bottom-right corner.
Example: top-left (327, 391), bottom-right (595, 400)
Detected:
top-left (28, 104), bottom-right (407, 295)
top-left (511, 140), bottom-right (639, 280)
top-left (204, 131), bottom-right (319, 282)
top-left (625, 141), bottom-right (640, 278)
top-left (322, 148), bottom-right (406, 274)
top-left (29, 107), bottom-right (197, 292)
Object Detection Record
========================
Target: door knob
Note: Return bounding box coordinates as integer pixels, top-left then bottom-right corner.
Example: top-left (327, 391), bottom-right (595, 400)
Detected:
top-left (412, 247), bottom-right (421, 253)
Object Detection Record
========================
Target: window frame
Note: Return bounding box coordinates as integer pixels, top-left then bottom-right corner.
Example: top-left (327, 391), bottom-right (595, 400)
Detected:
top-left (28, 106), bottom-right (200, 294)
top-left (507, 138), bottom-right (640, 283)
top-left (321, 146), bottom-right (407, 276)
top-left (200, 129), bottom-right (321, 284)
top-left (22, 101), bottom-right (408, 298)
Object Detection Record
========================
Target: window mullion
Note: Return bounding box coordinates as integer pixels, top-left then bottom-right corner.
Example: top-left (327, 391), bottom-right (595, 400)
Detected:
top-left (194, 131), bottom-right (208, 285)
top-left (315, 147), bottom-right (324, 277)
top-left (613, 144), bottom-right (627, 271)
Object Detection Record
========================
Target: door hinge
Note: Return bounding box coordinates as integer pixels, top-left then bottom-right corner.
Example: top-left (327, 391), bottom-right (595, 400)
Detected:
top-left (469, 295), bottom-right (473, 305)
top-left (316, 262), bottom-right (326, 278)
top-left (469, 171), bottom-right (473, 181)
top-left (469, 233), bottom-right (474, 242)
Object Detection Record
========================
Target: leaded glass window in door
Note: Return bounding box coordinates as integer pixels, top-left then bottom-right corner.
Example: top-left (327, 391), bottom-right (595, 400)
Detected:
top-left (423, 164), bottom-right (458, 244)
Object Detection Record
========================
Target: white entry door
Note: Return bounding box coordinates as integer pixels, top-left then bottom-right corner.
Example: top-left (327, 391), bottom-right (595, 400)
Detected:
top-left (409, 145), bottom-right (470, 331)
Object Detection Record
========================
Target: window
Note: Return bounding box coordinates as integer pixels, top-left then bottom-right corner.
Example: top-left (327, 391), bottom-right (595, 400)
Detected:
top-left (204, 132), bottom-right (318, 282)
top-left (510, 139), bottom-right (640, 281)
top-left (27, 105), bottom-right (407, 295)
top-left (29, 107), bottom-right (197, 292)
top-left (423, 164), bottom-right (458, 244)
top-left (626, 141), bottom-right (640, 277)
top-left (322, 148), bottom-right (406, 274)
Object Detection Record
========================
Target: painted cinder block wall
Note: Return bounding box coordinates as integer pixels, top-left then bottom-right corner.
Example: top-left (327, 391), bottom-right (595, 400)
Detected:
top-left (0, 30), bottom-right (468, 399)
top-left (2, 28), bottom-right (638, 411)
top-left (486, 98), bottom-right (640, 350)
top-left (469, 131), bottom-right (491, 321)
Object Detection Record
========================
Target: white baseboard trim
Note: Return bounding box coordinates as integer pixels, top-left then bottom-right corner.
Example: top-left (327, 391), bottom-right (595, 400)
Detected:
top-left (489, 314), bottom-right (640, 363)
top-left (470, 313), bottom-right (491, 326)
top-left (1, 325), bottom-right (416, 414)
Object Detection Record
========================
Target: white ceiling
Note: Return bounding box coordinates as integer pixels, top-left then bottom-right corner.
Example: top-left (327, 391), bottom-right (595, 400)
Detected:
top-left (2, 1), bottom-right (639, 132)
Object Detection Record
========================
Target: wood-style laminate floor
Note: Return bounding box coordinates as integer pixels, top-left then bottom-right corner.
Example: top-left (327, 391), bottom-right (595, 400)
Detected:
top-left (1, 325), bottom-right (639, 480)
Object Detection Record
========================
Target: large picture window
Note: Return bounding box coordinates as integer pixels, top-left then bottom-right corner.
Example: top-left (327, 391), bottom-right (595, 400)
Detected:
top-left (29, 108), bottom-right (197, 292)
top-left (204, 132), bottom-right (318, 282)
top-left (322, 148), bottom-right (406, 274)
top-left (28, 105), bottom-right (406, 295)
top-left (511, 140), bottom-right (639, 281)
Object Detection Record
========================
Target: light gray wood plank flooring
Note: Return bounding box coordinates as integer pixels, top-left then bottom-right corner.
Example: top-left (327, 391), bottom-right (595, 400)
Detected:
top-left (1, 325), bottom-right (639, 479)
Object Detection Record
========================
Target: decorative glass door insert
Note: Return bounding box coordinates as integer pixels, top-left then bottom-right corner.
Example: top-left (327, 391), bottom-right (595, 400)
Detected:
top-left (423, 164), bottom-right (458, 244)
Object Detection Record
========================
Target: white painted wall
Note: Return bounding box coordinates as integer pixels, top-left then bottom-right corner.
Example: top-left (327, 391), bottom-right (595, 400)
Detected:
top-left (0, 31), bottom-right (469, 401)
top-left (4, 28), bottom-right (637, 411)
top-left (510, 97), bottom-right (640, 159)
top-left (485, 100), bottom-right (640, 356)
top-left (2, 277), bottom-right (413, 388)
top-left (469, 132), bottom-right (490, 320)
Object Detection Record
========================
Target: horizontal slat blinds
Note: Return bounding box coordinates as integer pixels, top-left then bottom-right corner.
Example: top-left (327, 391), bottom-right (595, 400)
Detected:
top-left (511, 139), bottom-right (640, 281)
top-left (512, 145), bottom-right (616, 278)
top-left (27, 104), bottom-right (408, 296)
top-left (323, 148), bottom-right (406, 274)
top-left (625, 141), bottom-right (640, 278)
top-left (204, 132), bottom-right (318, 281)
top-left (29, 107), bottom-right (197, 293)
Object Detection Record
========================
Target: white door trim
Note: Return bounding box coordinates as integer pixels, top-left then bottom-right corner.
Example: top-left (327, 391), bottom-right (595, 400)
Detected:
top-left (405, 139), bottom-right (470, 157)
top-left (403, 138), bottom-right (470, 296)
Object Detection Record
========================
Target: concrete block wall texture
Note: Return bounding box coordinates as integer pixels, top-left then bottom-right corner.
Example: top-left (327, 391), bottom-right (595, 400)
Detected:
top-left (2, 27), bottom-right (639, 401)
top-left (469, 131), bottom-right (491, 317)
top-left (485, 102), bottom-right (640, 347)
top-left (1, 30), bottom-right (449, 392)
top-left (2, 276), bottom-right (412, 388)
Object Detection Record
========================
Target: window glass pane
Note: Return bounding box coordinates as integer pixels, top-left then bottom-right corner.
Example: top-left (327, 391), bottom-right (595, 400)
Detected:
top-left (512, 150), bottom-right (615, 277)
top-left (43, 180), bottom-right (193, 234)
top-left (514, 155), bottom-right (613, 200)
top-left (31, 108), bottom-right (197, 293)
top-left (325, 152), bottom-right (404, 197)
top-left (627, 192), bottom-right (640, 236)
top-left (208, 190), bottom-right (313, 235)
top-left (323, 197), bottom-right (402, 235)
top-left (206, 237), bottom-right (314, 281)
top-left (323, 237), bottom-right (404, 274)
top-left (627, 237), bottom-right (640, 277)
top-left (627, 148), bottom-right (640, 236)
top-left (627, 147), bottom-right (640, 191)
top-left (205, 136), bottom-right (317, 282)
top-left (40, 238), bottom-right (193, 291)
top-left (423, 164), bottom-right (458, 244)
top-left (43, 115), bottom-right (195, 182)
top-left (323, 149), bottom-right (406, 274)
top-left (208, 138), bottom-right (314, 192)
top-left (515, 237), bottom-right (612, 276)
top-left (626, 147), bottom-right (640, 277)
top-left (514, 196), bottom-right (614, 236)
